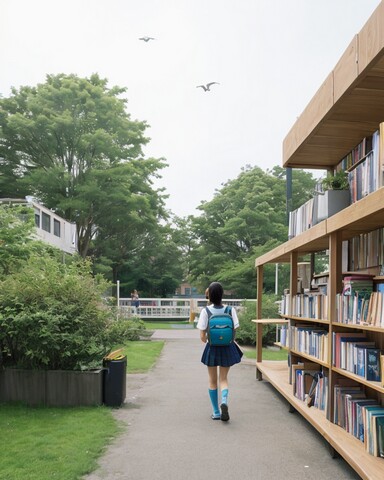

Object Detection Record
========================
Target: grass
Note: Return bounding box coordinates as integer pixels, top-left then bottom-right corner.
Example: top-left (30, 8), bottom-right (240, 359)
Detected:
top-left (243, 347), bottom-right (288, 361)
top-left (0, 405), bottom-right (120, 480)
top-left (118, 340), bottom-right (165, 373)
top-left (0, 340), bottom-right (165, 480)
top-left (144, 320), bottom-right (190, 330)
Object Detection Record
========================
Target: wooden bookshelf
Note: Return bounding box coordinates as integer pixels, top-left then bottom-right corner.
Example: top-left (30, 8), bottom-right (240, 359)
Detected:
top-left (256, 362), bottom-right (384, 480)
top-left (256, 3), bottom-right (384, 478)
top-left (281, 314), bottom-right (330, 325)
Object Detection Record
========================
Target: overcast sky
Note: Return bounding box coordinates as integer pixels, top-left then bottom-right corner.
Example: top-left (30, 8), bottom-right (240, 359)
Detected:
top-left (1, 0), bottom-right (382, 217)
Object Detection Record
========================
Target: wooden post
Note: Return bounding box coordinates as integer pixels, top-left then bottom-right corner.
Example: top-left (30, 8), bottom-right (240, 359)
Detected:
top-left (328, 231), bottom-right (342, 421)
top-left (256, 265), bottom-right (264, 380)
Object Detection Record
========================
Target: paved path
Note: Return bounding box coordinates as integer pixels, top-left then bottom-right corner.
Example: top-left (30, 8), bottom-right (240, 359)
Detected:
top-left (85, 330), bottom-right (361, 480)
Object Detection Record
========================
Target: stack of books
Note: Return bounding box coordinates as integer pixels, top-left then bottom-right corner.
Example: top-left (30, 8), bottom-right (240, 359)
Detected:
top-left (336, 274), bottom-right (374, 325)
top-left (332, 332), bottom-right (381, 381)
top-left (334, 384), bottom-right (384, 457)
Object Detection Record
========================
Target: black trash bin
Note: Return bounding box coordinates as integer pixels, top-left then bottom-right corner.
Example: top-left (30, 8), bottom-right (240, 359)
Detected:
top-left (103, 355), bottom-right (127, 407)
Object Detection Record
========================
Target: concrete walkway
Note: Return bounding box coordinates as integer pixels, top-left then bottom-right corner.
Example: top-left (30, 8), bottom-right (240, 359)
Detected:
top-left (85, 330), bottom-right (361, 480)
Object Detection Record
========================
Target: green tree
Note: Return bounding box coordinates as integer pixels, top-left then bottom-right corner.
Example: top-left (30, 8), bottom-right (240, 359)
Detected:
top-left (0, 73), bottom-right (167, 258)
top-left (103, 223), bottom-right (185, 298)
top-left (0, 204), bottom-right (49, 277)
top-left (188, 166), bottom-right (316, 297)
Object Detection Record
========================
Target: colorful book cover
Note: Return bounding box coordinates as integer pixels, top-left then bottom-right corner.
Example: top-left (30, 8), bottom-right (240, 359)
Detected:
top-left (365, 348), bottom-right (381, 382)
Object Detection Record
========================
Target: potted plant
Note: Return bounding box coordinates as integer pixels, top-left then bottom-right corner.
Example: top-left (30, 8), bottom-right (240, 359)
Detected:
top-left (313, 170), bottom-right (350, 224)
top-left (321, 170), bottom-right (350, 191)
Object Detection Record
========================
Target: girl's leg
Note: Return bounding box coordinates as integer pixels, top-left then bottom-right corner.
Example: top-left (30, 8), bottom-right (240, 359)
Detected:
top-left (219, 366), bottom-right (230, 421)
top-left (219, 366), bottom-right (230, 391)
top-left (207, 367), bottom-right (220, 419)
top-left (208, 366), bottom-right (218, 390)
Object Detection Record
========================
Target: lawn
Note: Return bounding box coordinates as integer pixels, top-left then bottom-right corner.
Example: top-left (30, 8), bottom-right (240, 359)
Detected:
top-left (0, 340), bottom-right (165, 480)
top-left (0, 405), bottom-right (119, 480)
top-left (243, 347), bottom-right (288, 361)
top-left (119, 340), bottom-right (164, 373)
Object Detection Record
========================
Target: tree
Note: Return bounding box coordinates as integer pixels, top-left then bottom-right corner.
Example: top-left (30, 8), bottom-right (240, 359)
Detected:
top-left (0, 204), bottom-right (47, 277)
top-left (0, 73), bottom-right (167, 258)
top-left (188, 166), bottom-right (316, 297)
top-left (95, 219), bottom-right (186, 299)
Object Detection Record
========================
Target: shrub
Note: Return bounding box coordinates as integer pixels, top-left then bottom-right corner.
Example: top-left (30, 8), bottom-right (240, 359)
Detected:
top-left (0, 255), bottom-right (119, 370)
top-left (236, 295), bottom-right (280, 346)
top-left (104, 317), bottom-right (146, 344)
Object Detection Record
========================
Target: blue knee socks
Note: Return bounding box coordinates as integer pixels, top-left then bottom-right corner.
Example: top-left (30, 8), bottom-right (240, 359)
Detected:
top-left (208, 389), bottom-right (220, 417)
top-left (221, 388), bottom-right (229, 405)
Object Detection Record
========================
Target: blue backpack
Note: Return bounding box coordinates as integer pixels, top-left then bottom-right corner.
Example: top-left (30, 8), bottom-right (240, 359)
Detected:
top-left (206, 306), bottom-right (234, 346)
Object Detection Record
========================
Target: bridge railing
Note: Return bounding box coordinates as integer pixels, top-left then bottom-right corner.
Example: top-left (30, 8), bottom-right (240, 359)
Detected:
top-left (118, 298), bottom-right (255, 320)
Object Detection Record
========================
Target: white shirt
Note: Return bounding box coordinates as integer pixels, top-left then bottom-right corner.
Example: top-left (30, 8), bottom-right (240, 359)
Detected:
top-left (197, 305), bottom-right (239, 330)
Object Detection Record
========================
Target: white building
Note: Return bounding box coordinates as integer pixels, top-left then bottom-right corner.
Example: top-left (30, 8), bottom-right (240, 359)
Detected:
top-left (0, 197), bottom-right (78, 255)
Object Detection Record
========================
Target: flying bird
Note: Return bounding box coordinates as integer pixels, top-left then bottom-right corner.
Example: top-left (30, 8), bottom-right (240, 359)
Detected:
top-left (139, 36), bottom-right (155, 42)
top-left (196, 82), bottom-right (220, 92)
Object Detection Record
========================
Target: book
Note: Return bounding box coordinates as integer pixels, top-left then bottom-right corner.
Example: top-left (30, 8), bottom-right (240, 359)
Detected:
top-left (377, 416), bottom-right (384, 458)
top-left (362, 405), bottom-right (384, 447)
top-left (373, 415), bottom-right (384, 457)
top-left (356, 345), bottom-right (376, 377)
top-left (365, 348), bottom-right (381, 382)
top-left (352, 399), bottom-right (377, 439)
top-left (381, 354), bottom-right (384, 387)
top-left (364, 408), bottom-right (384, 455)
top-left (333, 332), bottom-right (367, 368)
top-left (357, 401), bottom-right (380, 442)
top-left (350, 341), bottom-right (375, 374)
top-left (333, 384), bottom-right (362, 426)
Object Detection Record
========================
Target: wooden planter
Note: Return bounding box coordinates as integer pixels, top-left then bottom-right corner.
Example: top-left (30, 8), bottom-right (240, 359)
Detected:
top-left (0, 368), bottom-right (103, 407)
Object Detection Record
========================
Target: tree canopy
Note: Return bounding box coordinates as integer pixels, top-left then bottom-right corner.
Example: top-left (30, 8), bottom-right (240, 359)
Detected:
top-left (0, 73), bottom-right (167, 258)
top-left (187, 166), bottom-right (316, 297)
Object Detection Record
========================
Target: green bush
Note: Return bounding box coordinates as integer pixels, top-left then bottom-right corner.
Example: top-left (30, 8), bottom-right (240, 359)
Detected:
top-left (0, 255), bottom-right (141, 370)
top-left (236, 295), bottom-right (280, 346)
top-left (104, 317), bottom-right (146, 344)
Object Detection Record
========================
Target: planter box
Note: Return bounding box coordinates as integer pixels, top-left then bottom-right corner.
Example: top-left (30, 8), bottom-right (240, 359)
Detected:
top-left (313, 190), bottom-right (350, 225)
top-left (0, 368), bottom-right (103, 407)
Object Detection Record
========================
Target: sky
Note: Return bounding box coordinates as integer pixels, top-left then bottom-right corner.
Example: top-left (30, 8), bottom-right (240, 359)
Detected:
top-left (0, 0), bottom-right (382, 217)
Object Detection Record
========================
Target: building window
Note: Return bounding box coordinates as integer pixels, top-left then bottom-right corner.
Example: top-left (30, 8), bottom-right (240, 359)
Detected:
top-left (34, 210), bottom-right (40, 227)
top-left (42, 212), bottom-right (51, 233)
top-left (53, 219), bottom-right (61, 237)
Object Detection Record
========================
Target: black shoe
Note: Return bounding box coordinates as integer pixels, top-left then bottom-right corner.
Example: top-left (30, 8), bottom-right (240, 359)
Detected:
top-left (220, 403), bottom-right (229, 422)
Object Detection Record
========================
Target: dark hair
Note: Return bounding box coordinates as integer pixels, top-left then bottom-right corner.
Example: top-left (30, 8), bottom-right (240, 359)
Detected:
top-left (208, 282), bottom-right (223, 306)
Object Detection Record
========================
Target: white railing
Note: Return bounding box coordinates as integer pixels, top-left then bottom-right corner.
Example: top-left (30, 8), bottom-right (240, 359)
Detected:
top-left (118, 298), bottom-right (254, 320)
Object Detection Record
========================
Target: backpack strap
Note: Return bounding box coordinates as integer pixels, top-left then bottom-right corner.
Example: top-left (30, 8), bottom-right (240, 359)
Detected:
top-left (206, 305), bottom-right (232, 317)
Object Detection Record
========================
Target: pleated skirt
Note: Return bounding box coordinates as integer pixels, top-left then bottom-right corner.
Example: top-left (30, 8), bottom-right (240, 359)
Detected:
top-left (201, 342), bottom-right (243, 367)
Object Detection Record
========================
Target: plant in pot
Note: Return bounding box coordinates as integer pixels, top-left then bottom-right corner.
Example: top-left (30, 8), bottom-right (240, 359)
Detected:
top-left (321, 169), bottom-right (349, 191)
top-left (313, 170), bottom-right (350, 224)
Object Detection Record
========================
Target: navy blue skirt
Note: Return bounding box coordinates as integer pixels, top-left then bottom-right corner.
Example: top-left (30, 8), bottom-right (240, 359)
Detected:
top-left (201, 342), bottom-right (243, 367)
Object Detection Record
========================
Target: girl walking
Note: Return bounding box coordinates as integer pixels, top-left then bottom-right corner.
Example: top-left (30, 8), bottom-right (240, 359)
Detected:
top-left (197, 282), bottom-right (243, 421)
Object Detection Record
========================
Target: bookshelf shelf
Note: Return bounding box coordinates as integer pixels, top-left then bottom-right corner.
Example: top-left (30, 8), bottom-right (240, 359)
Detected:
top-left (256, 361), bottom-right (384, 480)
top-left (273, 342), bottom-right (289, 350)
top-left (332, 367), bottom-right (384, 394)
top-left (332, 322), bottom-right (384, 334)
top-left (281, 314), bottom-right (330, 325)
top-left (290, 349), bottom-right (329, 367)
top-left (255, 3), bottom-right (384, 476)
